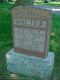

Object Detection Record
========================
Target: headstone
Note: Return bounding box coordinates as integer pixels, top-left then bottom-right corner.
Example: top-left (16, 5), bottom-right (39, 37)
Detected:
top-left (12, 6), bottom-right (51, 58)
top-left (6, 6), bottom-right (54, 80)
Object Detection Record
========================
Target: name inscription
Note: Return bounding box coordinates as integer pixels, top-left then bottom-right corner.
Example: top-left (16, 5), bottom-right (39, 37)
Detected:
top-left (14, 19), bottom-right (46, 28)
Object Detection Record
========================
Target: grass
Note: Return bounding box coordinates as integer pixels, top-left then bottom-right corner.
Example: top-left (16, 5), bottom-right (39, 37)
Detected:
top-left (34, 1), bottom-right (60, 6)
top-left (0, 3), bottom-right (13, 52)
top-left (0, 2), bottom-right (60, 80)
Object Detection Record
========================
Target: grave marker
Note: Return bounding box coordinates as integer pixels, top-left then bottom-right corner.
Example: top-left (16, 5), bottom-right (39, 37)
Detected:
top-left (12, 6), bottom-right (51, 57)
top-left (6, 6), bottom-right (54, 80)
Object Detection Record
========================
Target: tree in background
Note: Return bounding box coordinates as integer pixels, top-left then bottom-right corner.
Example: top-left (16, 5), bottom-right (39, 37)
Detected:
top-left (0, 0), bottom-right (8, 3)
top-left (8, 0), bottom-right (12, 2)
top-left (0, 0), bottom-right (4, 3)
top-left (44, 0), bottom-right (48, 3)
top-left (15, 0), bottom-right (34, 6)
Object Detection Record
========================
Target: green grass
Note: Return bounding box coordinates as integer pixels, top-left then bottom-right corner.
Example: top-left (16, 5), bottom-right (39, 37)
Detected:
top-left (0, 3), bottom-right (60, 80)
top-left (50, 14), bottom-right (60, 80)
top-left (0, 3), bottom-right (13, 79)
top-left (0, 3), bottom-right (13, 53)
top-left (34, 1), bottom-right (60, 6)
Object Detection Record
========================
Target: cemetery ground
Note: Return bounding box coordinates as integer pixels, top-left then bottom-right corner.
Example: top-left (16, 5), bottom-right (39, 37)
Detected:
top-left (0, 3), bottom-right (60, 80)
top-left (35, 1), bottom-right (60, 6)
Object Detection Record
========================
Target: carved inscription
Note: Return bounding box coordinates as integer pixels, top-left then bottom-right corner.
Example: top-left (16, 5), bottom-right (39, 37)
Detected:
top-left (14, 27), bottom-right (45, 52)
top-left (14, 19), bottom-right (46, 28)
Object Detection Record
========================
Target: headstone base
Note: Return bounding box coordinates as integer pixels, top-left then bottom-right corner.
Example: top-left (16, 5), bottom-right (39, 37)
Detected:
top-left (6, 49), bottom-right (54, 80)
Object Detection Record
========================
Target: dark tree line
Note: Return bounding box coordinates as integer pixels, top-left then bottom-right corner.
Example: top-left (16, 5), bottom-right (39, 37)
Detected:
top-left (0, 0), bottom-right (7, 3)
top-left (0, 0), bottom-right (4, 3)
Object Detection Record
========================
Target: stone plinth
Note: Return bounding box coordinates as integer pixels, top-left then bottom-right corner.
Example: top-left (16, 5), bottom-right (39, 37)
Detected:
top-left (6, 49), bottom-right (54, 80)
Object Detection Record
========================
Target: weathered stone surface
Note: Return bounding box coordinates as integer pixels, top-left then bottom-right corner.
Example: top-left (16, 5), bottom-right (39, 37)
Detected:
top-left (6, 49), bottom-right (54, 80)
top-left (12, 6), bottom-right (52, 57)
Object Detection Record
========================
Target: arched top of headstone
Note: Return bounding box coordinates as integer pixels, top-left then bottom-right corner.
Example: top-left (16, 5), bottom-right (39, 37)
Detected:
top-left (12, 6), bottom-right (51, 19)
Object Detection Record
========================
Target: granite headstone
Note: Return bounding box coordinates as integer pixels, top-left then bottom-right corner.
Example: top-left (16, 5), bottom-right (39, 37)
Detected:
top-left (12, 6), bottom-right (51, 58)
top-left (6, 6), bottom-right (54, 80)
